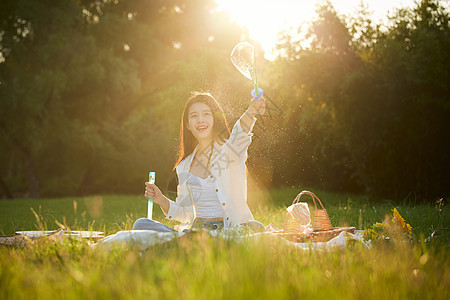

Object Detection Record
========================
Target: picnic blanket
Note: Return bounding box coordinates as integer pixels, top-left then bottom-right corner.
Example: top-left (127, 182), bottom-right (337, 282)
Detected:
top-left (0, 230), bottom-right (104, 248)
top-left (94, 228), bottom-right (369, 251)
top-left (2, 228), bottom-right (369, 250)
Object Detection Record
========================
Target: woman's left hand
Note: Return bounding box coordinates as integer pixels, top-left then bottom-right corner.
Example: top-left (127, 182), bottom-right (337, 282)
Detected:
top-left (247, 96), bottom-right (266, 116)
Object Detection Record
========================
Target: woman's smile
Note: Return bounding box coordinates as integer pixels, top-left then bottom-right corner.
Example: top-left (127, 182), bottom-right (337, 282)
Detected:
top-left (197, 124), bottom-right (208, 133)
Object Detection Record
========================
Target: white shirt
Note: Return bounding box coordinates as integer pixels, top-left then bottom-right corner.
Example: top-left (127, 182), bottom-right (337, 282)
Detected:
top-left (164, 114), bottom-right (257, 231)
top-left (187, 172), bottom-right (224, 219)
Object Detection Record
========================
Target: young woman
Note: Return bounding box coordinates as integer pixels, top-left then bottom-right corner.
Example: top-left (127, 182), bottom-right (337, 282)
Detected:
top-left (133, 92), bottom-right (265, 232)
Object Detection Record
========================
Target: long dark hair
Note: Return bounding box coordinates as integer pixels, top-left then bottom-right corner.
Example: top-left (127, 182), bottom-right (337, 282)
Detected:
top-left (173, 92), bottom-right (230, 170)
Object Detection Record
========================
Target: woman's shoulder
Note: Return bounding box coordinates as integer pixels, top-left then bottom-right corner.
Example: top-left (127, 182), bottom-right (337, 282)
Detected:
top-left (176, 158), bottom-right (187, 171)
top-left (176, 151), bottom-right (194, 172)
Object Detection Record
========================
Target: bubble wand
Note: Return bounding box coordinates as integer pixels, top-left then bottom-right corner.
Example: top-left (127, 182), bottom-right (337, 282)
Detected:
top-left (148, 172), bottom-right (155, 219)
top-left (230, 42), bottom-right (264, 101)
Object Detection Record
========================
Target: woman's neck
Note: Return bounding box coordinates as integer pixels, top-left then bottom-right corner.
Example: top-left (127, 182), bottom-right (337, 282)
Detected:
top-left (197, 138), bottom-right (213, 153)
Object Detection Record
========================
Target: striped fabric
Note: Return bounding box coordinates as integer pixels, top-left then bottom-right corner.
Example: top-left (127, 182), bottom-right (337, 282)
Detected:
top-left (286, 202), bottom-right (311, 225)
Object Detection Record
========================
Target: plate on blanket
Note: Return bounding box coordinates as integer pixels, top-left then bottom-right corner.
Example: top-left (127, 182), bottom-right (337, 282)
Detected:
top-left (15, 231), bottom-right (57, 237)
top-left (16, 230), bottom-right (104, 241)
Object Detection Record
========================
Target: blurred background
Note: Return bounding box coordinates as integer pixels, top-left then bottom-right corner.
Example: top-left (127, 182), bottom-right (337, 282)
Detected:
top-left (0, 0), bottom-right (448, 202)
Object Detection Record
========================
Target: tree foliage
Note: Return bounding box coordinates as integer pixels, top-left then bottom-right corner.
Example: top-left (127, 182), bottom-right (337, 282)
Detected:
top-left (272, 0), bottom-right (449, 200)
top-left (0, 0), bottom-right (245, 198)
top-left (0, 0), bottom-right (448, 201)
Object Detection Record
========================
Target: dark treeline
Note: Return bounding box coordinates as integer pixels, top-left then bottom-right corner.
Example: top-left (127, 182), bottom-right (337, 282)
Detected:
top-left (0, 0), bottom-right (448, 202)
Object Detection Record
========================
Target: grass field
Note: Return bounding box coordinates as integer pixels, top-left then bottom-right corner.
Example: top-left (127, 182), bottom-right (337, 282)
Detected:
top-left (0, 187), bottom-right (448, 299)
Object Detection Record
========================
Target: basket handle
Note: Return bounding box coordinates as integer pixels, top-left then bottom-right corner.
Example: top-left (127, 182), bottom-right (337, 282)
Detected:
top-left (292, 190), bottom-right (326, 211)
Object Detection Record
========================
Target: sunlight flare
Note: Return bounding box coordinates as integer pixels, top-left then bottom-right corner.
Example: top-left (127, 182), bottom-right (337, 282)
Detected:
top-left (216, 0), bottom-right (417, 59)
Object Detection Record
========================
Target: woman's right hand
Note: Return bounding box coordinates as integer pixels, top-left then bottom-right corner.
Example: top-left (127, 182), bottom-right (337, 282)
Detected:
top-left (144, 182), bottom-right (164, 204)
top-left (247, 96), bottom-right (266, 116)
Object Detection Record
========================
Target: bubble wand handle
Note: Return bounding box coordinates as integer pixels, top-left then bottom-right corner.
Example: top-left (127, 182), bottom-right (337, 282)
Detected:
top-left (252, 58), bottom-right (259, 96)
top-left (148, 172), bottom-right (155, 220)
top-left (249, 54), bottom-right (264, 103)
top-left (249, 62), bottom-right (264, 115)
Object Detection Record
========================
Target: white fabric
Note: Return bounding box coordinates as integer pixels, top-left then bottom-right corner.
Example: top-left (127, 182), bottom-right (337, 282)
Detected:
top-left (166, 115), bottom-right (257, 231)
top-left (286, 202), bottom-right (312, 234)
top-left (94, 230), bottom-right (370, 251)
top-left (286, 202), bottom-right (311, 225)
top-left (187, 172), bottom-right (224, 219)
top-left (94, 230), bottom-right (185, 250)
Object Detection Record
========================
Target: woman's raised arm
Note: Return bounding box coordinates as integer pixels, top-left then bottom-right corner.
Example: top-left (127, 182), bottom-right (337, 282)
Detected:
top-left (240, 97), bottom-right (266, 134)
top-left (224, 97), bottom-right (266, 162)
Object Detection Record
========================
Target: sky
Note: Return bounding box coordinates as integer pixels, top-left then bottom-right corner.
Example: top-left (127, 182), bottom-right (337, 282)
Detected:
top-left (215, 0), bottom-right (420, 59)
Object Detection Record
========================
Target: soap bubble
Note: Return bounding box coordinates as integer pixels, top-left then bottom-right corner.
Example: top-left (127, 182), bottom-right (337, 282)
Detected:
top-left (230, 42), bottom-right (256, 81)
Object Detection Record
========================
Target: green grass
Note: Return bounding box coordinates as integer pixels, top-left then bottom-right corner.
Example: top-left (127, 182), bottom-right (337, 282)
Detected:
top-left (0, 187), bottom-right (446, 237)
top-left (0, 187), bottom-right (448, 299)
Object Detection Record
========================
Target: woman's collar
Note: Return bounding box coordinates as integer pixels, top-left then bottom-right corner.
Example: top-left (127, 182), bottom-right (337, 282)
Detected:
top-left (184, 145), bottom-right (199, 171)
top-left (184, 141), bottom-right (221, 171)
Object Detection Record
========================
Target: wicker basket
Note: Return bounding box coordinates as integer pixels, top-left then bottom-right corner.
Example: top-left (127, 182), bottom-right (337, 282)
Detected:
top-left (282, 190), bottom-right (355, 242)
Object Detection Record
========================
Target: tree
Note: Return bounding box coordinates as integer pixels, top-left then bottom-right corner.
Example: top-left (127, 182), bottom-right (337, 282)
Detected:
top-left (273, 0), bottom-right (449, 200)
top-left (0, 0), bottom-right (246, 197)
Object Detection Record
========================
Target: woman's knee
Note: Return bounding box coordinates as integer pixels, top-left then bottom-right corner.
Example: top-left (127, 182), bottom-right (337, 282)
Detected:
top-left (132, 218), bottom-right (153, 230)
top-left (246, 220), bottom-right (265, 233)
top-left (132, 218), bottom-right (174, 232)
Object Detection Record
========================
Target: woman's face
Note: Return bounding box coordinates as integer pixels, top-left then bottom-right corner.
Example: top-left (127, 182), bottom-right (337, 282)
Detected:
top-left (186, 102), bottom-right (215, 143)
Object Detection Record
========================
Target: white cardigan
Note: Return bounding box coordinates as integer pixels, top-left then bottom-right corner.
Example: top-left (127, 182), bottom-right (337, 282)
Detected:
top-left (164, 114), bottom-right (257, 231)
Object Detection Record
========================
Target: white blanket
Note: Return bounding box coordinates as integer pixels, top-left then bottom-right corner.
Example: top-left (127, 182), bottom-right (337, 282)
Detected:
top-left (94, 229), bottom-right (369, 251)
top-left (94, 230), bottom-right (185, 250)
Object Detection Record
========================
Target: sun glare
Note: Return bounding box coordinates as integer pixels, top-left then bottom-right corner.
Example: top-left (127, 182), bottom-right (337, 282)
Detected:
top-left (215, 0), bottom-right (417, 60)
top-left (216, 0), bottom-right (316, 59)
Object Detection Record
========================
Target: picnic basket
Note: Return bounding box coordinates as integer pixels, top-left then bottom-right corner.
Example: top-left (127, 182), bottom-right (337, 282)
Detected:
top-left (282, 190), bottom-right (355, 242)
